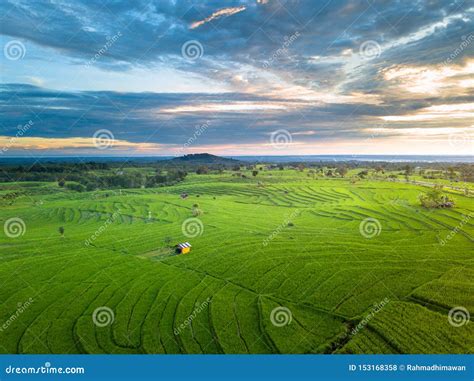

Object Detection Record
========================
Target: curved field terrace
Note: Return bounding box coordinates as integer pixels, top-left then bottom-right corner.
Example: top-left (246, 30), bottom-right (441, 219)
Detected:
top-left (0, 168), bottom-right (473, 354)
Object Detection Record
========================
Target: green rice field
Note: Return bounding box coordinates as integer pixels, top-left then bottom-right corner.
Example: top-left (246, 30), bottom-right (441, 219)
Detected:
top-left (1, 170), bottom-right (473, 354)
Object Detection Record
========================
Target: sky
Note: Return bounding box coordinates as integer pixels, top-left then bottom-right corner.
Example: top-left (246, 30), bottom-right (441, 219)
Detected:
top-left (0, 0), bottom-right (473, 157)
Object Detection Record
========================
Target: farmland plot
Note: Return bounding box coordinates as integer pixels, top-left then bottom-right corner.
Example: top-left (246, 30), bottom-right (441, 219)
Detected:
top-left (0, 174), bottom-right (472, 353)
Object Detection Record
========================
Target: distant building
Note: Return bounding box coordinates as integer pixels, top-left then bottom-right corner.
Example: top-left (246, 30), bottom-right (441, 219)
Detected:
top-left (175, 242), bottom-right (191, 254)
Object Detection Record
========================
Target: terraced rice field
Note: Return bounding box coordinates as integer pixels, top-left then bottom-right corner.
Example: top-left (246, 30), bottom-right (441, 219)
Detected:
top-left (0, 172), bottom-right (473, 354)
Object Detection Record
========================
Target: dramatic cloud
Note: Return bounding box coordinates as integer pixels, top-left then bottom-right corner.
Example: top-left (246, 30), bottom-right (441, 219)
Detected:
top-left (382, 60), bottom-right (474, 95)
top-left (381, 103), bottom-right (474, 122)
top-left (190, 6), bottom-right (247, 29)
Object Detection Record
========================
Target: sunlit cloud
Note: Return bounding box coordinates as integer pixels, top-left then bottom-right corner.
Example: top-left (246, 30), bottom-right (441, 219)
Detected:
top-left (218, 64), bottom-right (383, 105)
top-left (24, 76), bottom-right (45, 87)
top-left (190, 6), bottom-right (246, 29)
top-left (157, 89), bottom-right (381, 116)
top-left (383, 60), bottom-right (474, 94)
top-left (380, 103), bottom-right (474, 122)
top-left (159, 101), bottom-right (290, 113)
top-left (366, 126), bottom-right (473, 137)
top-left (0, 136), bottom-right (163, 151)
top-left (385, 12), bottom-right (469, 50)
top-left (292, 131), bottom-right (317, 136)
top-left (265, 84), bottom-right (383, 105)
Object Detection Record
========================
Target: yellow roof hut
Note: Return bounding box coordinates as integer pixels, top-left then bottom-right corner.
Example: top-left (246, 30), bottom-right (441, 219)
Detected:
top-left (175, 242), bottom-right (191, 254)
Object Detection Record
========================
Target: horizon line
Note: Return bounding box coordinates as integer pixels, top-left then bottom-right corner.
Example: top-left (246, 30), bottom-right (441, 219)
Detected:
top-left (0, 154), bottom-right (472, 158)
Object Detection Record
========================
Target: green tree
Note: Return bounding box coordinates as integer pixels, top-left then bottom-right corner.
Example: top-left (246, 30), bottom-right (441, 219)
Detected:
top-left (196, 166), bottom-right (209, 175)
top-left (336, 167), bottom-right (348, 177)
top-left (404, 165), bottom-right (412, 181)
top-left (192, 203), bottom-right (202, 216)
top-left (419, 185), bottom-right (454, 208)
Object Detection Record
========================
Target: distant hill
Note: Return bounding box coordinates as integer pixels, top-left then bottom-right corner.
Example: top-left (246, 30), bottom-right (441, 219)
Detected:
top-left (170, 153), bottom-right (240, 165)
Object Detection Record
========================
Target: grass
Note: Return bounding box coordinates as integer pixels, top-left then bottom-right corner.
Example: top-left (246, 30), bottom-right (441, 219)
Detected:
top-left (0, 169), bottom-right (473, 354)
